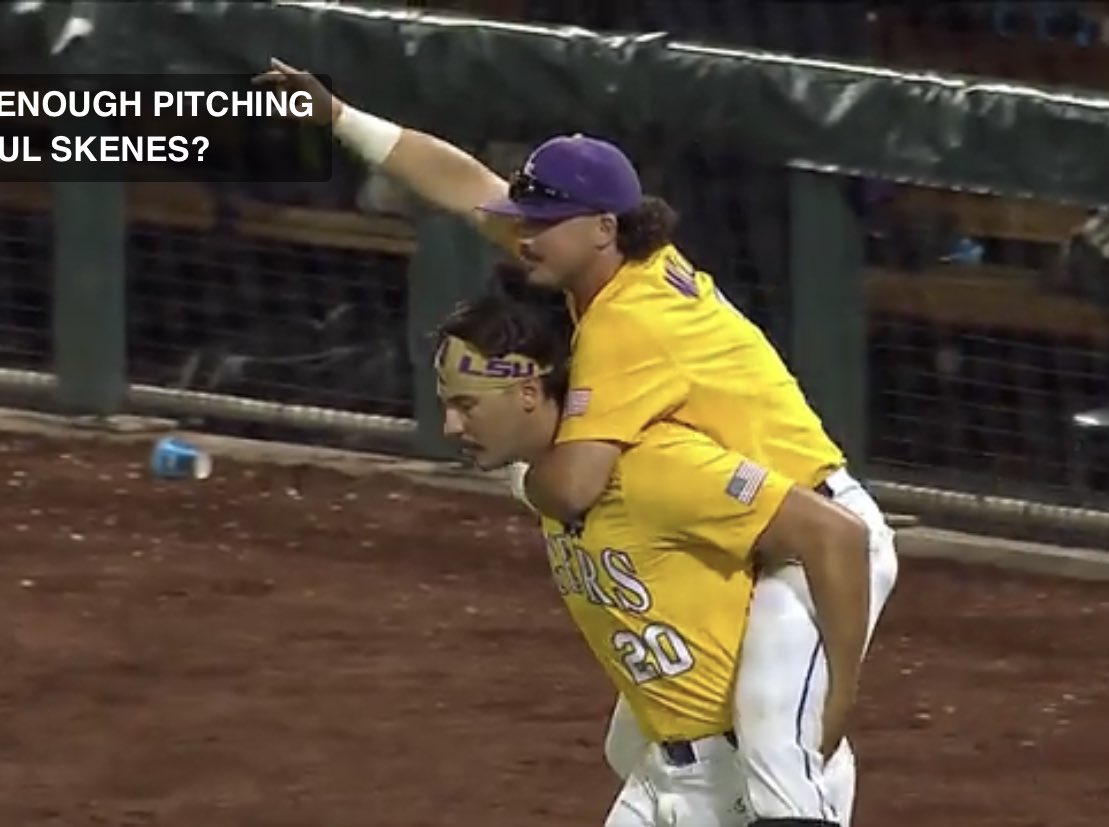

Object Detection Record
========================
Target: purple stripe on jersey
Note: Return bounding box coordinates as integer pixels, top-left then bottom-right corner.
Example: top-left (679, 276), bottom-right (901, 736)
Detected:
top-left (663, 261), bottom-right (699, 299)
top-left (664, 271), bottom-right (698, 299)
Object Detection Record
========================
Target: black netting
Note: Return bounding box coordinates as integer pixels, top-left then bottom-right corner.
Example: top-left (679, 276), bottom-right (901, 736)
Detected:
top-left (0, 206), bottom-right (51, 373)
top-left (861, 183), bottom-right (1109, 505)
top-left (126, 210), bottom-right (412, 419)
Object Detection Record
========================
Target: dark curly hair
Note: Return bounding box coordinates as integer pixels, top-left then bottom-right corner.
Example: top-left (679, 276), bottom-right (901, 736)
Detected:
top-left (435, 290), bottom-right (571, 402)
top-left (616, 195), bottom-right (679, 260)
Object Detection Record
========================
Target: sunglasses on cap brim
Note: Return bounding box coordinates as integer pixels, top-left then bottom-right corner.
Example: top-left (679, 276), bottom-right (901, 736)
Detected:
top-left (508, 170), bottom-right (578, 204)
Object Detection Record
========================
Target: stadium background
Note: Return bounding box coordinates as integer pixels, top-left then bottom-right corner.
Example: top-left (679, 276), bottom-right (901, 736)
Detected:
top-left (0, 2), bottom-right (1106, 826)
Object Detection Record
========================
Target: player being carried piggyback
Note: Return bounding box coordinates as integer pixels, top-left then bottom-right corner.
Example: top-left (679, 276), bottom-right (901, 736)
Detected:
top-left (258, 60), bottom-right (898, 827)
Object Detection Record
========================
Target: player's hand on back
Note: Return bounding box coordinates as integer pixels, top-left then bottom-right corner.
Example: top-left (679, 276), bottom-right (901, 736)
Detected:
top-left (820, 676), bottom-right (857, 762)
top-left (253, 58), bottom-right (341, 126)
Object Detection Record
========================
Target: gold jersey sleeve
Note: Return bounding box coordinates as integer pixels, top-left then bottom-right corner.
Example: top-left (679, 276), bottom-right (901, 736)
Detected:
top-left (556, 304), bottom-right (689, 446)
top-left (557, 244), bottom-right (844, 487)
top-left (620, 422), bottom-right (794, 557)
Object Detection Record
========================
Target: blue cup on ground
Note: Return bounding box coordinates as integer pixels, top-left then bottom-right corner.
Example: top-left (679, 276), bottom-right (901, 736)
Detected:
top-left (150, 437), bottom-right (213, 480)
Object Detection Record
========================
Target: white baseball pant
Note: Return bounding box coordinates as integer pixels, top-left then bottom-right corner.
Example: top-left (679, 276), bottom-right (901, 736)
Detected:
top-left (603, 731), bottom-right (750, 827)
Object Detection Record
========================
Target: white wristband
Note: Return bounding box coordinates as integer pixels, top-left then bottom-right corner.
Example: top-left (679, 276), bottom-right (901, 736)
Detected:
top-left (333, 105), bottom-right (403, 166)
top-left (507, 462), bottom-right (537, 514)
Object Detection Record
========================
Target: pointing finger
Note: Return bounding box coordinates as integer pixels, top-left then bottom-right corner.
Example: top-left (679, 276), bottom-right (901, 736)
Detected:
top-left (270, 57), bottom-right (298, 74)
top-left (251, 69), bottom-right (284, 86)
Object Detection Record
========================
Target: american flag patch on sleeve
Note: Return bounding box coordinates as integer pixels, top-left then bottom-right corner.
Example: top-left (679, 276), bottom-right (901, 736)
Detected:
top-left (725, 460), bottom-right (769, 505)
top-left (563, 388), bottom-right (592, 418)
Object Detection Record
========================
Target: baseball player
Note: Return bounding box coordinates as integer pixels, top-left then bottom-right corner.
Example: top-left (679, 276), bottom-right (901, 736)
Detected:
top-left (434, 292), bottom-right (869, 827)
top-left (258, 61), bottom-right (899, 827)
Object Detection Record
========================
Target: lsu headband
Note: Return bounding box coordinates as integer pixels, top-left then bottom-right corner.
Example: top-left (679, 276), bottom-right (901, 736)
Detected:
top-left (435, 335), bottom-right (552, 395)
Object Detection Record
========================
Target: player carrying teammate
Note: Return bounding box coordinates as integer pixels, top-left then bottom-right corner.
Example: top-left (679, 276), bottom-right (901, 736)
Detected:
top-left (435, 292), bottom-right (866, 827)
top-left (257, 60), bottom-right (898, 827)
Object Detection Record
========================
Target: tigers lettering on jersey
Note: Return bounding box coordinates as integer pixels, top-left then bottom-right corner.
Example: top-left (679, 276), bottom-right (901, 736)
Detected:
top-left (537, 422), bottom-right (791, 743)
top-left (543, 523), bottom-right (690, 688)
top-left (544, 531), bottom-right (652, 614)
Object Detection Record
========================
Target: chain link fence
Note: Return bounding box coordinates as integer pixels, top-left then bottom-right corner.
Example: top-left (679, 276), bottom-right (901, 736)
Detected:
top-left (126, 184), bottom-right (414, 434)
top-left (0, 198), bottom-right (51, 377)
top-left (0, 176), bottom-right (420, 446)
top-left (864, 184), bottom-right (1109, 507)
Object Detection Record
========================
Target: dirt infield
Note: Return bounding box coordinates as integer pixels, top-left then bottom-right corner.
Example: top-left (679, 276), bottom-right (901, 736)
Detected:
top-left (2, 435), bottom-right (1106, 827)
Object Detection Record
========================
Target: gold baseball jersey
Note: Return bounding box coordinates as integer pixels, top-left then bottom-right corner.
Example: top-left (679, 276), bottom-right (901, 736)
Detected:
top-left (558, 244), bottom-right (844, 489)
top-left (542, 421), bottom-right (792, 743)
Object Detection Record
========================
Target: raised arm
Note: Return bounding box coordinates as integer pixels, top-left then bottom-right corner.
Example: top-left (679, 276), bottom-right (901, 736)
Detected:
top-left (257, 59), bottom-right (508, 226)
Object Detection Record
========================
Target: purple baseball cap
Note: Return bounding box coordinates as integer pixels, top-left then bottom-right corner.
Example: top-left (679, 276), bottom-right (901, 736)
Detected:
top-left (479, 134), bottom-right (643, 222)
